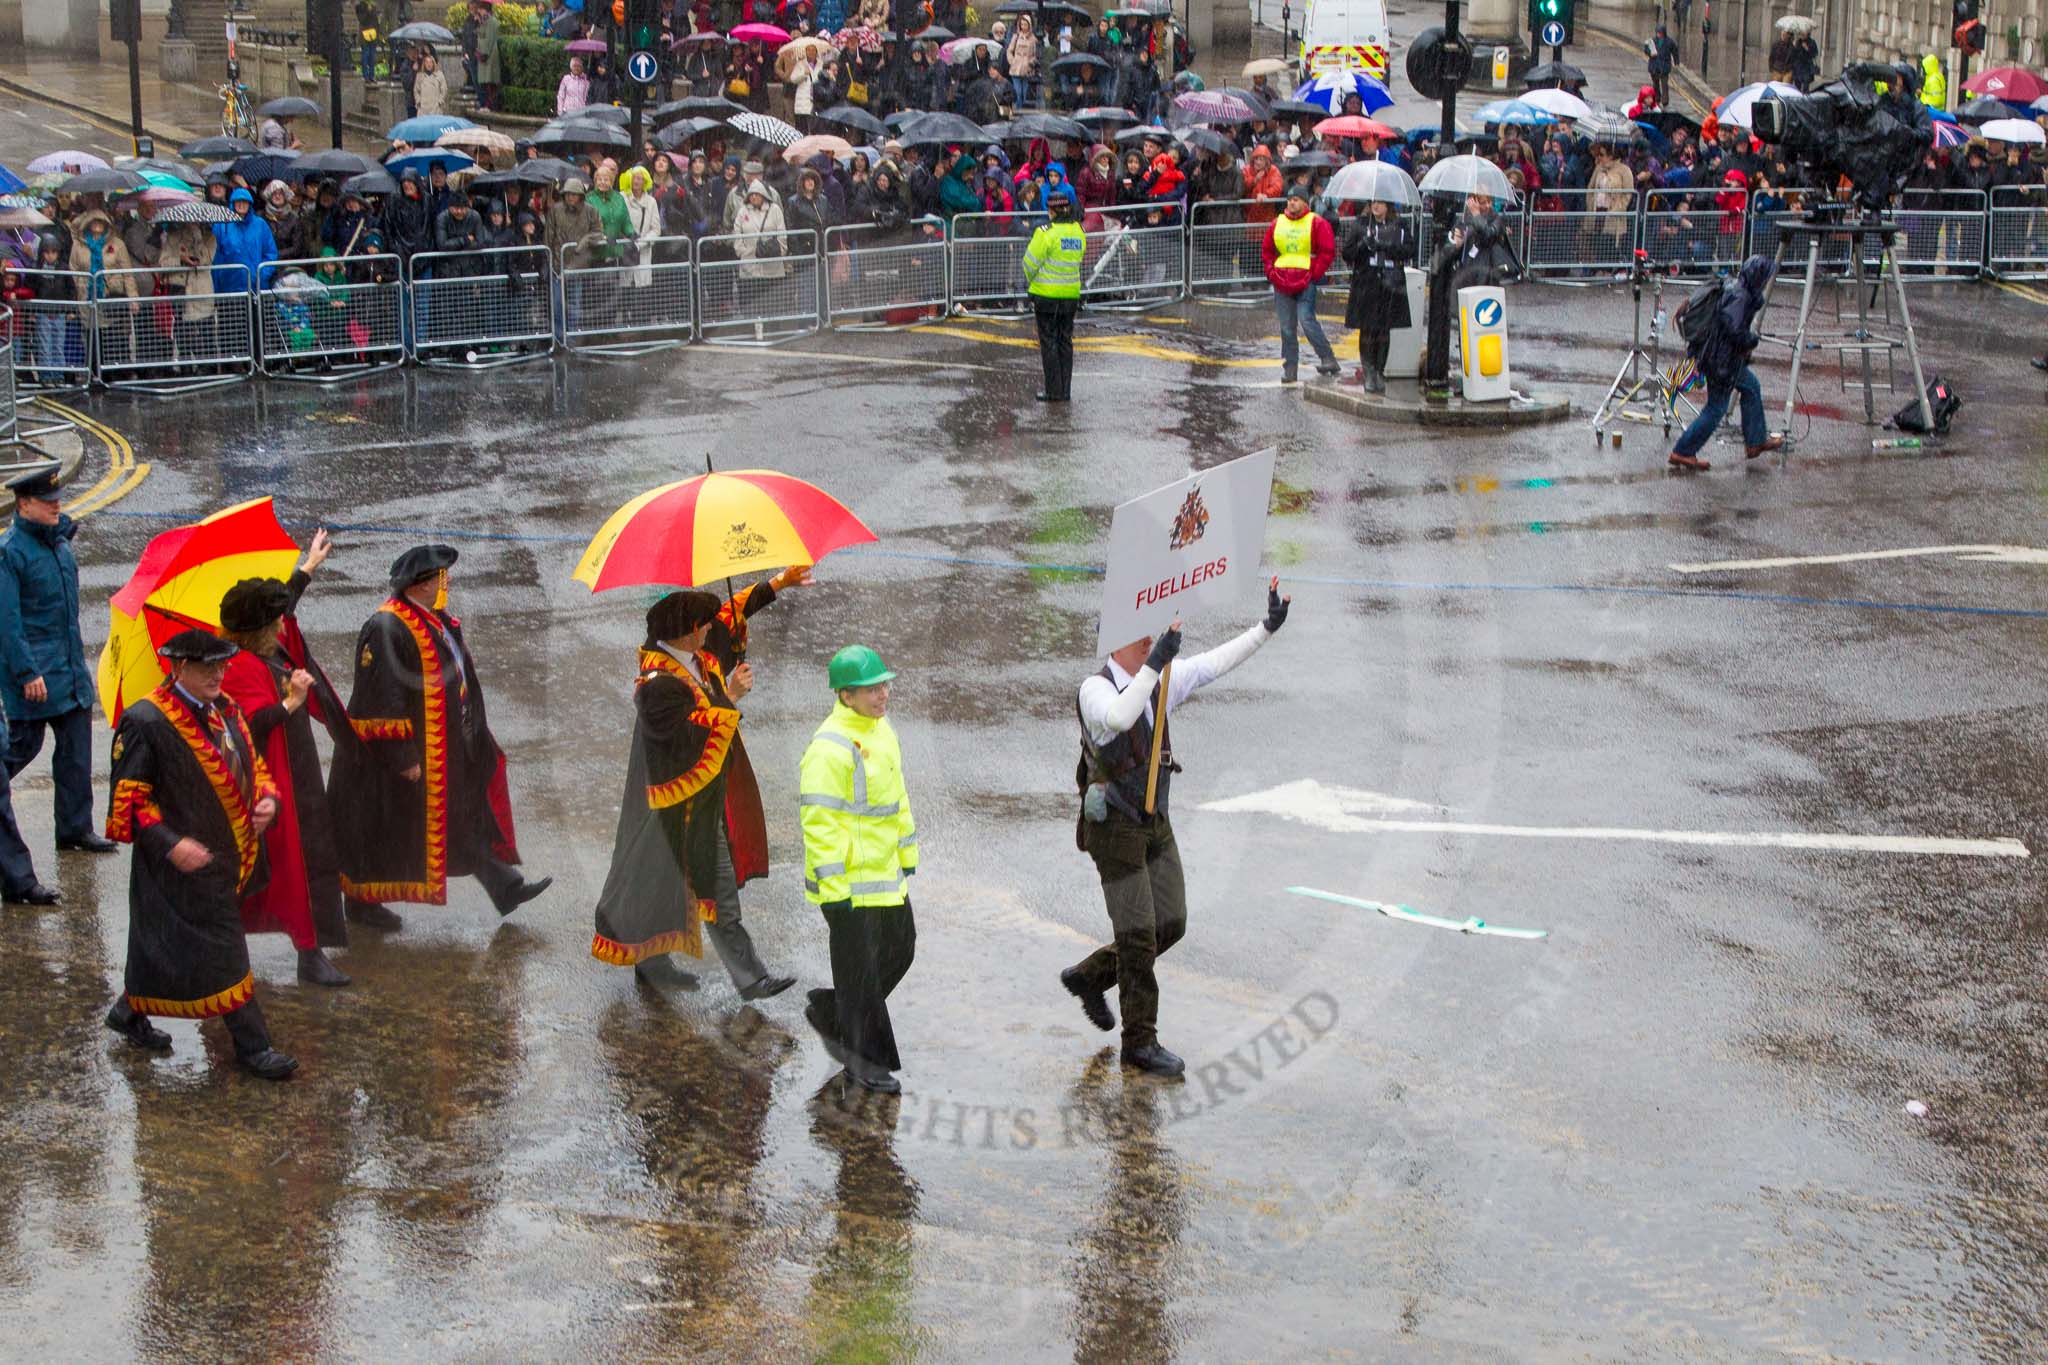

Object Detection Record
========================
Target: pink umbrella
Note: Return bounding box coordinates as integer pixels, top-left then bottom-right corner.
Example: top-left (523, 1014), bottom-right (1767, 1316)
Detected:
top-left (834, 25), bottom-right (882, 51)
top-left (566, 38), bottom-right (608, 54)
top-left (136, 186), bottom-right (199, 208)
top-left (729, 22), bottom-right (791, 43)
top-left (26, 151), bottom-right (110, 174)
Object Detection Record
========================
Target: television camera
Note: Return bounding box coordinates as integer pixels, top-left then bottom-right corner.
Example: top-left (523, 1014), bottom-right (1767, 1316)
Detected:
top-left (1750, 61), bottom-right (1934, 213)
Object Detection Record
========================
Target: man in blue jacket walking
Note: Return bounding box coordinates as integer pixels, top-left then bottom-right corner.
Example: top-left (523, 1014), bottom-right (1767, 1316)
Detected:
top-left (1668, 255), bottom-right (1784, 471)
top-left (0, 464), bottom-right (111, 872)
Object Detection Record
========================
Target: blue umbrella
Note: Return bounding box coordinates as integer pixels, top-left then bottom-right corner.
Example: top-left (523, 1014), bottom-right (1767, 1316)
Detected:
top-left (388, 114), bottom-right (476, 143)
top-left (1292, 70), bottom-right (1394, 115)
top-left (1633, 120), bottom-right (1671, 154)
top-left (383, 149), bottom-right (477, 178)
top-left (1473, 98), bottom-right (1558, 127)
top-left (1928, 107), bottom-right (1957, 124)
top-left (0, 161), bottom-right (22, 195)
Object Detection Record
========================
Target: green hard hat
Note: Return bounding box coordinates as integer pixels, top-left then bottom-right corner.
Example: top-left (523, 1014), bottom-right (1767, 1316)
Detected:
top-left (828, 644), bottom-right (897, 691)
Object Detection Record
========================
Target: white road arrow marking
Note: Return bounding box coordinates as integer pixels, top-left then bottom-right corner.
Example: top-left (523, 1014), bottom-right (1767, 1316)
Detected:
top-left (1200, 779), bottom-right (2029, 859)
top-left (1669, 545), bottom-right (2048, 574)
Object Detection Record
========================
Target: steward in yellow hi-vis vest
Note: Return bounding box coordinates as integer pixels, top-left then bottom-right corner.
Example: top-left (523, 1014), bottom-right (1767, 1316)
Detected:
top-left (1261, 182), bottom-right (1341, 382)
top-left (799, 644), bottom-right (918, 1094)
top-left (1023, 183), bottom-right (1087, 402)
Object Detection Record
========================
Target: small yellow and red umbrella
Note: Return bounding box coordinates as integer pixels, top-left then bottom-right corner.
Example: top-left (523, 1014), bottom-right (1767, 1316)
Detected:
top-left (98, 497), bottom-right (300, 725)
top-left (572, 470), bottom-right (875, 592)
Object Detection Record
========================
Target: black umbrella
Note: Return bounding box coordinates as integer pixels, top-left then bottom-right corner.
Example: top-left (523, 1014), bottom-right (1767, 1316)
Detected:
top-left (1113, 124), bottom-right (1173, 145)
top-left (1177, 126), bottom-right (1237, 157)
top-left (229, 153), bottom-right (300, 184)
top-left (1074, 105), bottom-right (1139, 128)
top-left (1268, 98), bottom-right (1324, 122)
top-left (342, 169), bottom-right (399, 196)
top-left (1957, 95), bottom-right (2009, 125)
top-left (256, 95), bottom-right (322, 119)
top-left (1009, 111), bottom-right (1089, 142)
top-left (518, 157), bottom-right (581, 185)
top-left (179, 134), bottom-right (257, 160)
top-left (60, 169), bottom-right (148, 195)
top-left (387, 21), bottom-right (457, 44)
top-left (980, 121), bottom-right (1011, 143)
top-left (1049, 52), bottom-right (1110, 74)
top-left (1521, 60), bottom-right (1587, 89)
top-left (1281, 150), bottom-right (1342, 172)
top-left (670, 94), bottom-right (748, 117)
top-left (883, 110), bottom-right (927, 133)
top-left (1634, 109), bottom-right (1700, 137)
top-left (293, 148), bottom-right (380, 177)
top-left (818, 104), bottom-right (888, 136)
top-left (656, 116), bottom-right (725, 149)
top-left (898, 111), bottom-right (988, 146)
top-left (116, 156), bottom-right (206, 185)
top-left (534, 119), bottom-right (633, 148)
top-left (576, 105), bottom-right (633, 126)
top-left (905, 24), bottom-right (956, 43)
top-left (470, 168), bottom-right (523, 190)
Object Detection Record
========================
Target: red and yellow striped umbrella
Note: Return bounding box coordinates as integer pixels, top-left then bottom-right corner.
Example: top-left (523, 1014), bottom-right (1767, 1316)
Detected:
top-left (572, 470), bottom-right (876, 591)
top-left (97, 497), bottom-right (300, 725)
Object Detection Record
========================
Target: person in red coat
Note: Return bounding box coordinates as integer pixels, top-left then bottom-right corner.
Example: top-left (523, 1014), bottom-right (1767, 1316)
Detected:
top-left (1262, 181), bottom-right (1341, 383)
top-left (216, 530), bottom-right (352, 986)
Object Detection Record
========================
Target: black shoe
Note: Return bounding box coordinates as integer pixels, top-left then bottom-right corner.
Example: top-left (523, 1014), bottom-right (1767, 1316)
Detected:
top-left (2033, 354), bottom-right (2048, 371)
top-left (635, 956), bottom-right (702, 990)
top-left (105, 1002), bottom-right (171, 1051)
top-left (1035, 389), bottom-right (1054, 401)
top-left (296, 948), bottom-right (351, 987)
top-left (740, 973), bottom-right (796, 1001)
top-left (494, 875), bottom-right (552, 917)
top-left (238, 1048), bottom-right (299, 1080)
top-left (1280, 367), bottom-right (1298, 385)
top-left (345, 899), bottom-right (404, 931)
top-left (3, 882), bottom-right (60, 906)
top-left (1120, 1042), bottom-right (1185, 1078)
top-left (57, 834), bottom-right (117, 853)
top-left (806, 996), bottom-right (851, 1067)
top-left (1060, 965), bottom-right (1114, 1032)
top-left (845, 1058), bottom-right (901, 1093)
top-left (1315, 363), bottom-right (1342, 377)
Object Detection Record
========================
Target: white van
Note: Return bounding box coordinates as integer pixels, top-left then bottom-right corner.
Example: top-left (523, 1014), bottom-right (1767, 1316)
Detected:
top-left (1297, 0), bottom-right (1393, 82)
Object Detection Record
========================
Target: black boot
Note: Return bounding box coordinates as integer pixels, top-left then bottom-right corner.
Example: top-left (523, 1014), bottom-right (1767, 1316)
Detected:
top-left (634, 956), bottom-right (701, 991)
top-left (1060, 965), bottom-right (1114, 1032)
top-left (296, 947), bottom-right (351, 987)
top-left (494, 875), bottom-right (553, 917)
top-left (1120, 1041), bottom-right (1185, 1078)
top-left (239, 1048), bottom-right (300, 1080)
top-left (105, 999), bottom-right (171, 1051)
top-left (346, 899), bottom-right (404, 931)
top-left (739, 973), bottom-right (796, 1001)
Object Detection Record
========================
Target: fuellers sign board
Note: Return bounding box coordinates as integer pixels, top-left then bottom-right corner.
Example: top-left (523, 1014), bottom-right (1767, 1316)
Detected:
top-left (1095, 447), bottom-right (1277, 657)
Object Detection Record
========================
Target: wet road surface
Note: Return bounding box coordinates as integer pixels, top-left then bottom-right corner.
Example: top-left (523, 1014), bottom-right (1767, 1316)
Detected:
top-left (1, 276), bottom-right (2046, 1361)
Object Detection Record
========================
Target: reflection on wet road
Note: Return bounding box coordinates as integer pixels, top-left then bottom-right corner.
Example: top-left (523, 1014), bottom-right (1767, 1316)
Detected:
top-left (1, 277), bottom-right (2045, 1359)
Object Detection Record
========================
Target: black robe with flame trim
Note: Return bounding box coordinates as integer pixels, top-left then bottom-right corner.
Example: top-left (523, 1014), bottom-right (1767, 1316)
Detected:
top-left (590, 648), bottom-right (740, 966)
top-left (329, 596), bottom-right (519, 906)
top-left (106, 683), bottom-right (280, 1019)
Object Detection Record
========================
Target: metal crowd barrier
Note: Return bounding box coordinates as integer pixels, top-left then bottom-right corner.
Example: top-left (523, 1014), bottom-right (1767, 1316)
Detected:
top-left (4, 271), bottom-right (95, 393)
top-left (1639, 188), bottom-right (1748, 278)
top-left (561, 235), bottom-right (696, 355)
top-left (1083, 204), bottom-right (1185, 310)
top-left (1890, 189), bottom-right (1988, 279)
top-left (1521, 188), bottom-right (1641, 281)
top-left (0, 310), bottom-right (14, 447)
top-left (823, 220), bottom-right (950, 330)
top-left (1987, 185), bottom-right (2048, 280)
top-left (93, 263), bottom-right (254, 395)
top-left (1188, 198), bottom-right (1276, 304)
top-left (693, 228), bottom-right (821, 346)
top-left (405, 246), bottom-right (554, 369)
top-left (948, 211), bottom-right (1032, 315)
top-left (257, 253), bottom-right (407, 381)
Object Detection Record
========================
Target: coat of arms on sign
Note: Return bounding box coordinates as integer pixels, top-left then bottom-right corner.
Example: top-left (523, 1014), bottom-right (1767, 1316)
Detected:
top-left (1168, 485), bottom-right (1209, 551)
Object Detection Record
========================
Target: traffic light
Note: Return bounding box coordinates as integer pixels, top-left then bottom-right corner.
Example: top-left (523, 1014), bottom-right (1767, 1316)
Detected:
top-left (627, 0), bottom-right (661, 55)
top-left (1529, 0), bottom-right (1576, 46)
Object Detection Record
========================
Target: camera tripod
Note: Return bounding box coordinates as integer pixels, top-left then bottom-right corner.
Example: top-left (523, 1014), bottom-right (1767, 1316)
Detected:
top-left (1754, 213), bottom-right (1932, 447)
top-left (1590, 253), bottom-right (1699, 442)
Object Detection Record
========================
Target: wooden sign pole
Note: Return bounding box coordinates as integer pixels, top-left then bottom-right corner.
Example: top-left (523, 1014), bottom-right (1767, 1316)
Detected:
top-left (1143, 662), bottom-right (1171, 814)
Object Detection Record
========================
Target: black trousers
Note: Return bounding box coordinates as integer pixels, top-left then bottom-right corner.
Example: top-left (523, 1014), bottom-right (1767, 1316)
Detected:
top-left (1034, 296), bottom-right (1077, 399)
top-left (1357, 327), bottom-right (1391, 370)
top-left (812, 898), bottom-right (916, 1072)
top-left (1070, 813), bottom-right (1186, 1049)
top-left (8, 704), bottom-right (95, 842)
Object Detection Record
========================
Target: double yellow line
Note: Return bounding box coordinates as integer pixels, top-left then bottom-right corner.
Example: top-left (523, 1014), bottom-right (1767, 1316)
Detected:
top-left (29, 398), bottom-right (149, 517)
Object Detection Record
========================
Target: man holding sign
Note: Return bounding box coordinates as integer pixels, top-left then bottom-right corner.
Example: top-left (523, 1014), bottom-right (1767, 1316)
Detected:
top-left (1061, 446), bottom-right (1291, 1077)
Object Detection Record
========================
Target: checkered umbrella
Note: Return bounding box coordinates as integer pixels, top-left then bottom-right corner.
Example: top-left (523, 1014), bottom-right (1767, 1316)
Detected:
top-left (728, 111), bottom-right (801, 147)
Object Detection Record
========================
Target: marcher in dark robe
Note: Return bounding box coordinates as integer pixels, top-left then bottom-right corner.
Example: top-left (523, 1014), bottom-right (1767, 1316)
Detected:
top-left (592, 580), bottom-right (804, 998)
top-left (216, 537), bottom-right (354, 985)
top-left (102, 629), bottom-right (297, 1080)
top-left (328, 544), bottom-right (550, 926)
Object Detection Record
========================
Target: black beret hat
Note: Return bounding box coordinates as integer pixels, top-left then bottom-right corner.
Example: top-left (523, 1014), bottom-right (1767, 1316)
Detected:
top-left (158, 628), bottom-right (239, 663)
top-left (644, 590), bottom-right (723, 645)
top-left (219, 577), bottom-right (293, 633)
top-left (389, 543), bottom-right (459, 591)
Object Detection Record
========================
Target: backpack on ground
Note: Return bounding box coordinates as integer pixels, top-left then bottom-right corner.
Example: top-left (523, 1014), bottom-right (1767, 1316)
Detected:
top-left (1674, 278), bottom-right (1724, 353)
top-left (1892, 375), bottom-right (1961, 434)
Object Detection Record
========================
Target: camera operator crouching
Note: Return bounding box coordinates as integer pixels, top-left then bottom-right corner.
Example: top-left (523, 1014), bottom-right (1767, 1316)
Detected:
top-left (1667, 255), bottom-right (1784, 472)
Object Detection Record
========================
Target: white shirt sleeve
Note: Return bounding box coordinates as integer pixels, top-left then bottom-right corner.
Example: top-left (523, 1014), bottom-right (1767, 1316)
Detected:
top-left (1165, 622), bottom-right (1271, 713)
top-left (1078, 665), bottom-right (1157, 746)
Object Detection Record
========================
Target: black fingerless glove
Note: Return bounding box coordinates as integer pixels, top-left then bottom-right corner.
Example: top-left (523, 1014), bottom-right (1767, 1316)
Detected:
top-left (1144, 627), bottom-right (1182, 673)
top-left (1264, 586), bottom-right (1289, 633)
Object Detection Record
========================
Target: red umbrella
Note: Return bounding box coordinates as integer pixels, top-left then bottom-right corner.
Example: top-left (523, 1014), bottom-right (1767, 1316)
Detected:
top-left (1315, 115), bottom-right (1397, 141)
top-left (729, 22), bottom-right (792, 44)
top-left (1962, 66), bottom-right (2048, 104)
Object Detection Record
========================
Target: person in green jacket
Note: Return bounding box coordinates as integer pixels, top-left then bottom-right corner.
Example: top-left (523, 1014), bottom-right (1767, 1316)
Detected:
top-left (471, 0), bottom-right (501, 111)
top-left (586, 163), bottom-right (633, 262)
top-left (938, 148), bottom-right (981, 222)
top-left (799, 645), bottom-right (919, 1094)
top-left (1022, 182), bottom-right (1085, 401)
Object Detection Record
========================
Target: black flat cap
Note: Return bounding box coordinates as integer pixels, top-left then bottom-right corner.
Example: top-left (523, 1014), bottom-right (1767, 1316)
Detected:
top-left (644, 590), bottom-right (722, 645)
top-left (5, 463), bottom-right (61, 500)
top-left (389, 544), bottom-right (458, 591)
top-left (158, 628), bottom-right (239, 663)
top-left (218, 577), bottom-right (293, 633)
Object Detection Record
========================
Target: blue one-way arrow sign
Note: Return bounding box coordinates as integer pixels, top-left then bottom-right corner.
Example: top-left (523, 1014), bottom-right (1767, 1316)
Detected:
top-left (1540, 20), bottom-right (1566, 46)
top-left (627, 49), bottom-right (660, 84)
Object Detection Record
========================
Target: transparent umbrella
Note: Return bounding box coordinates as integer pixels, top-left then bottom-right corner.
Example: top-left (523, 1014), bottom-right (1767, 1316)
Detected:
top-left (1323, 158), bottom-right (1420, 207)
top-left (1418, 154), bottom-right (1515, 202)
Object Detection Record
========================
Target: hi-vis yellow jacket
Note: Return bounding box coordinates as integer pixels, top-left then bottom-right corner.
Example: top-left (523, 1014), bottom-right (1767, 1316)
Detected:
top-left (799, 702), bottom-right (918, 907)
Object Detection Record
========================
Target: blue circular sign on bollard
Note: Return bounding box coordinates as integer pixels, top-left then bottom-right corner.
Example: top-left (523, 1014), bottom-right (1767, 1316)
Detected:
top-left (1475, 298), bottom-right (1502, 326)
top-left (1540, 20), bottom-right (1566, 47)
top-left (627, 49), bottom-right (660, 84)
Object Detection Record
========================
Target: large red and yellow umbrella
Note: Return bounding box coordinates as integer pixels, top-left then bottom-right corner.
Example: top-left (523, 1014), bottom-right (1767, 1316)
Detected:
top-left (98, 497), bottom-right (300, 725)
top-left (572, 470), bottom-right (876, 591)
